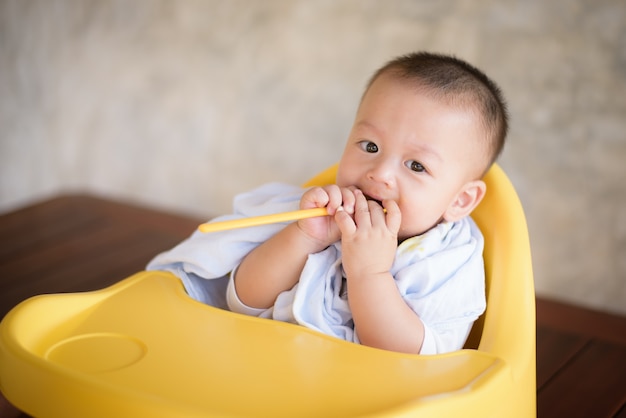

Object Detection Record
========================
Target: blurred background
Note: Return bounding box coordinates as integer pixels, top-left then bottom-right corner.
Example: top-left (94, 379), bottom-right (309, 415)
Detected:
top-left (1, 0), bottom-right (625, 315)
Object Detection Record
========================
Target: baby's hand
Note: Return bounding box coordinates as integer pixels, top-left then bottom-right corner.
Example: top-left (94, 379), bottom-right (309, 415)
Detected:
top-left (335, 190), bottom-right (401, 279)
top-left (297, 185), bottom-right (357, 249)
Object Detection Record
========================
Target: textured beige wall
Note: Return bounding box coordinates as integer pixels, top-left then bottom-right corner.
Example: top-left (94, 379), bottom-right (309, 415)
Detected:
top-left (1, 0), bottom-right (625, 314)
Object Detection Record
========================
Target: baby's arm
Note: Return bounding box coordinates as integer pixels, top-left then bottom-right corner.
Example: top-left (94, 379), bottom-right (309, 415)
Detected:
top-left (335, 190), bottom-right (425, 354)
top-left (233, 185), bottom-right (355, 309)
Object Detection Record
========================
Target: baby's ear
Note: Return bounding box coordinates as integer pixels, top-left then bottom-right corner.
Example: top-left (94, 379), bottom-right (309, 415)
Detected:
top-left (443, 180), bottom-right (487, 222)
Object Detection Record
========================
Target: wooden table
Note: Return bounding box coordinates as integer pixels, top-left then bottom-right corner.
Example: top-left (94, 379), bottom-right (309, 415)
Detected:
top-left (1, 195), bottom-right (626, 417)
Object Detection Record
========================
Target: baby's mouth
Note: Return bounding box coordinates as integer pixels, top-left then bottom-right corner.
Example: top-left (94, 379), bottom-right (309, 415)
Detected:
top-left (363, 194), bottom-right (383, 207)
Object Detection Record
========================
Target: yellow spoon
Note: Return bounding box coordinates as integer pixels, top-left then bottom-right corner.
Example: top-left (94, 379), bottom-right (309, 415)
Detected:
top-left (198, 207), bottom-right (330, 233)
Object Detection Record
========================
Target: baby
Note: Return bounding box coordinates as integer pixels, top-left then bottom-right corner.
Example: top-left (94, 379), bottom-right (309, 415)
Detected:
top-left (148, 51), bottom-right (508, 355)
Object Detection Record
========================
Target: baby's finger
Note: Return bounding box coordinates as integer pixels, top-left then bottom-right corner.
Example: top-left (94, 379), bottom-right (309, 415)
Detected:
top-left (340, 187), bottom-right (357, 214)
top-left (321, 185), bottom-right (344, 214)
top-left (301, 186), bottom-right (330, 210)
top-left (382, 199), bottom-right (402, 234)
top-left (334, 206), bottom-right (356, 235)
top-left (368, 200), bottom-right (386, 225)
top-left (353, 190), bottom-right (372, 227)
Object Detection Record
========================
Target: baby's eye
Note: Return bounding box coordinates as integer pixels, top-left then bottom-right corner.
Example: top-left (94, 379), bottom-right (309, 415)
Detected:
top-left (359, 141), bottom-right (379, 153)
top-left (406, 160), bottom-right (426, 173)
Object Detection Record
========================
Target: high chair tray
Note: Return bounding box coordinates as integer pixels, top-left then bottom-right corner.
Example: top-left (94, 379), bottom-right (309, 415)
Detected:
top-left (0, 270), bottom-right (510, 418)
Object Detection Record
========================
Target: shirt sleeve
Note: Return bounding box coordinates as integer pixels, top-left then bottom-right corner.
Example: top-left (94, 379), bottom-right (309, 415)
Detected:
top-left (419, 322), bottom-right (473, 355)
top-left (226, 267), bottom-right (269, 317)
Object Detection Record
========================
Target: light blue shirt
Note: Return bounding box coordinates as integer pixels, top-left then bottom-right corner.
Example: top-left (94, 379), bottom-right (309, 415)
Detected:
top-left (147, 183), bottom-right (486, 355)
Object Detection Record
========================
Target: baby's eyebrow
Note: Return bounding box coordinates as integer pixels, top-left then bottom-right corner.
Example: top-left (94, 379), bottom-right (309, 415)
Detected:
top-left (407, 143), bottom-right (443, 163)
top-left (354, 120), bottom-right (383, 137)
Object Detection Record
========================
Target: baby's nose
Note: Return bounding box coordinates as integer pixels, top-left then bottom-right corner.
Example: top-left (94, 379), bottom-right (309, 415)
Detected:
top-left (367, 162), bottom-right (395, 187)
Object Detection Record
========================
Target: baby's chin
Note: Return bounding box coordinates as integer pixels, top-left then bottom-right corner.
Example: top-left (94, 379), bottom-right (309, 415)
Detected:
top-left (398, 230), bottom-right (420, 242)
top-left (399, 221), bottom-right (440, 241)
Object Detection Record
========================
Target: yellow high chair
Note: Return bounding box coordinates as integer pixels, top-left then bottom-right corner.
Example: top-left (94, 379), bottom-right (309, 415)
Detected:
top-left (0, 164), bottom-right (535, 417)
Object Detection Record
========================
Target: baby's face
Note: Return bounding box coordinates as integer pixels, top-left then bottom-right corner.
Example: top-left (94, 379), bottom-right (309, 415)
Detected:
top-left (336, 75), bottom-right (487, 239)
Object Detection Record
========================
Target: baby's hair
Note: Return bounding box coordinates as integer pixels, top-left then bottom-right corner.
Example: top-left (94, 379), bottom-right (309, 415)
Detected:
top-left (366, 52), bottom-right (508, 173)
